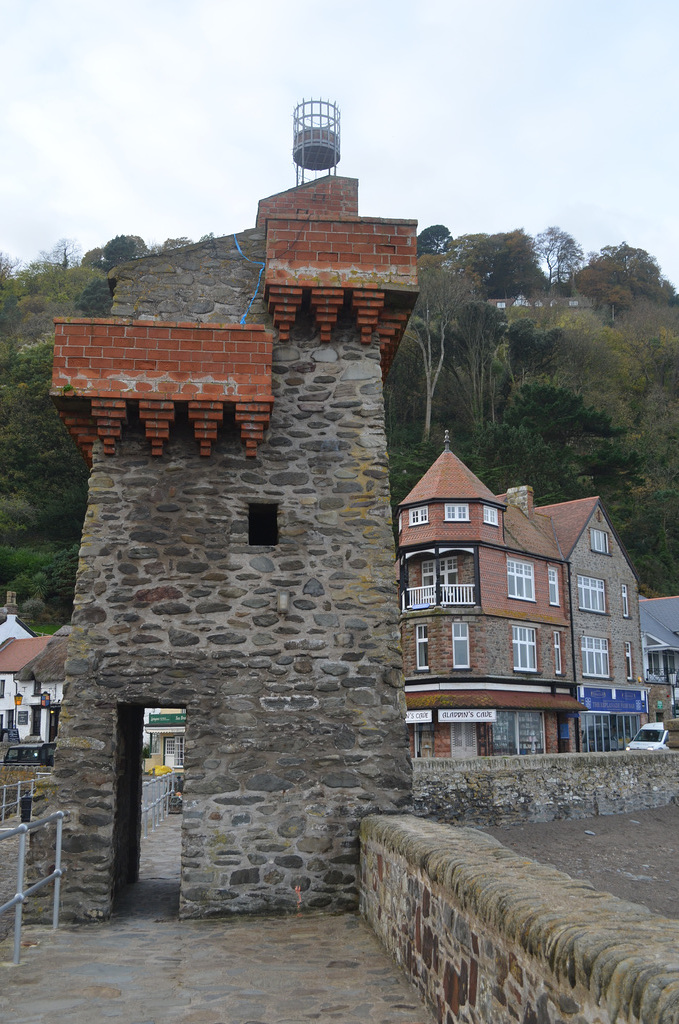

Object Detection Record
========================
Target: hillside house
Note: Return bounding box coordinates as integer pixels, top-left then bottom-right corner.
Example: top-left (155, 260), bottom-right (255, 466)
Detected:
top-left (398, 437), bottom-right (645, 757)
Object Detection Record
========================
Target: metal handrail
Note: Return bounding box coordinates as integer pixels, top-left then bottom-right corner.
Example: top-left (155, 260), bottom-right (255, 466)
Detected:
top-left (0, 811), bottom-right (66, 964)
top-left (141, 774), bottom-right (179, 838)
top-left (1, 780), bottom-right (36, 822)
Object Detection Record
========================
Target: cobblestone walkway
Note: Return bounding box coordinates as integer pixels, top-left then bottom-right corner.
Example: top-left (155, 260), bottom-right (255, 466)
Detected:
top-left (0, 815), bottom-right (434, 1024)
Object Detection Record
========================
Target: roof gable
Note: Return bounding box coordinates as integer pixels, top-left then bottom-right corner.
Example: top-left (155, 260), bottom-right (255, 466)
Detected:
top-left (535, 496), bottom-right (599, 557)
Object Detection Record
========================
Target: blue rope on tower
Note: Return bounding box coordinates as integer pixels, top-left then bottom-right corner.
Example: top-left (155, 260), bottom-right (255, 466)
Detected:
top-left (233, 234), bottom-right (265, 325)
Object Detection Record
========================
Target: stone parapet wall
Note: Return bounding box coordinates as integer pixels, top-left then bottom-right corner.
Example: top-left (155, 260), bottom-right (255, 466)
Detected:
top-left (413, 751), bottom-right (679, 825)
top-left (360, 814), bottom-right (679, 1024)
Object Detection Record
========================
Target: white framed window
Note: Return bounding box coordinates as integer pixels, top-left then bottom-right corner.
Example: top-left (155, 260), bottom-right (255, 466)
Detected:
top-left (621, 584), bottom-right (629, 618)
top-left (483, 505), bottom-right (498, 526)
top-left (0, 680), bottom-right (4, 698)
top-left (149, 733), bottom-right (160, 754)
top-left (440, 556), bottom-right (458, 584)
top-left (422, 557), bottom-right (458, 589)
top-left (512, 625), bottom-right (537, 672)
top-left (625, 641), bottom-right (633, 680)
top-left (507, 559), bottom-right (535, 601)
top-left (416, 624), bottom-right (429, 670)
top-left (554, 631), bottom-right (562, 674)
top-left (409, 506), bottom-right (429, 526)
top-left (421, 560), bottom-right (435, 588)
top-left (578, 575), bottom-right (606, 612)
top-left (452, 622), bottom-right (470, 668)
top-left (590, 528), bottom-right (609, 553)
top-left (548, 567), bottom-right (559, 606)
top-left (398, 513), bottom-right (402, 533)
top-left (582, 636), bottom-right (609, 677)
top-left (445, 503), bottom-right (469, 521)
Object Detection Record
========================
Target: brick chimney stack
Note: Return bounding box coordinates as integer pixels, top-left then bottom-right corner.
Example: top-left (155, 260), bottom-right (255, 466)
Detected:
top-left (506, 485), bottom-right (534, 517)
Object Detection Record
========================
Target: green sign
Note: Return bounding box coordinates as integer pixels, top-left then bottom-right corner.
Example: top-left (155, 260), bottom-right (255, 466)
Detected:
top-left (148, 712), bottom-right (186, 725)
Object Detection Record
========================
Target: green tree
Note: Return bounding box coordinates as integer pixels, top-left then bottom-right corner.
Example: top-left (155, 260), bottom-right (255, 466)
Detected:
top-left (448, 301), bottom-right (508, 427)
top-left (534, 226), bottom-right (583, 290)
top-left (576, 243), bottom-right (670, 315)
top-left (447, 230), bottom-right (546, 298)
top-left (417, 225), bottom-right (452, 256)
top-left (77, 278), bottom-right (113, 316)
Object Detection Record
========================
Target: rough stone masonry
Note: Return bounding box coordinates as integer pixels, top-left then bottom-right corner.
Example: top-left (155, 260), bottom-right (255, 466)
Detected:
top-left (48, 176), bottom-right (418, 920)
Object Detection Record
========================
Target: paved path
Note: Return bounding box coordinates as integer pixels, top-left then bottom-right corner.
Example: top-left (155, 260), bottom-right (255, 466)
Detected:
top-left (0, 814), bottom-right (434, 1024)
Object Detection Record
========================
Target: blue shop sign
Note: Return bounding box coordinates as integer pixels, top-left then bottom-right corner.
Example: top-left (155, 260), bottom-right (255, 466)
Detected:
top-left (578, 686), bottom-right (647, 713)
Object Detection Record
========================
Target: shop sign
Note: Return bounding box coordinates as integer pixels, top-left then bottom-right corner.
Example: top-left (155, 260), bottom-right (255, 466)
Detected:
top-left (406, 710), bottom-right (432, 724)
top-left (578, 687), bottom-right (647, 713)
top-left (17, 710), bottom-right (28, 725)
top-left (148, 712), bottom-right (187, 725)
top-left (438, 709), bottom-right (497, 723)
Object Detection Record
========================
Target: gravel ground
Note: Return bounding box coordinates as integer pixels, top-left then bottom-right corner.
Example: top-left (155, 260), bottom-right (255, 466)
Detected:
top-left (482, 801), bottom-right (679, 919)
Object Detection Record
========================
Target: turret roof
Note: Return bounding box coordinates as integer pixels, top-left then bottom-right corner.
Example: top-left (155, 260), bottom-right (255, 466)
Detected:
top-left (400, 449), bottom-right (499, 506)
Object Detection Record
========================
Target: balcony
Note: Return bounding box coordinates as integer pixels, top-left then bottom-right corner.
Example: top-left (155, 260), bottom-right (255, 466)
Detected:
top-left (403, 583), bottom-right (475, 611)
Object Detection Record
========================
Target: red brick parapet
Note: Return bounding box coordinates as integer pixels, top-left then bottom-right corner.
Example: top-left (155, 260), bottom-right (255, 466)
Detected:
top-left (51, 319), bottom-right (274, 462)
top-left (258, 177), bottom-right (418, 378)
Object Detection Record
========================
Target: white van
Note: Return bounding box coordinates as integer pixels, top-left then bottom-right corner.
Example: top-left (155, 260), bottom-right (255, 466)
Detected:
top-left (626, 724), bottom-right (670, 751)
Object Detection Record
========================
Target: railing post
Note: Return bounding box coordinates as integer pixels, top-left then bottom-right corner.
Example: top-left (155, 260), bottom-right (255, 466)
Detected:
top-left (52, 812), bottom-right (64, 930)
top-left (13, 825), bottom-right (28, 965)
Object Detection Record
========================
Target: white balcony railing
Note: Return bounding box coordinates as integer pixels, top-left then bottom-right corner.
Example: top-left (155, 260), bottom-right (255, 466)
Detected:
top-left (403, 583), bottom-right (475, 610)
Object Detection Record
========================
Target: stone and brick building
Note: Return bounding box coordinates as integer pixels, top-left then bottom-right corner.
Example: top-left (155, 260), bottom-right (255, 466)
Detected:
top-left (399, 439), bottom-right (645, 757)
top-left (48, 175), bottom-right (417, 921)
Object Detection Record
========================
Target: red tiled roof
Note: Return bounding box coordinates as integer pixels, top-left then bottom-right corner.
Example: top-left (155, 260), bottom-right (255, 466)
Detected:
top-left (502, 506), bottom-right (562, 560)
top-left (0, 635), bottom-right (51, 672)
top-left (406, 690), bottom-right (585, 712)
top-left (401, 449), bottom-right (499, 506)
top-left (536, 496), bottom-right (599, 558)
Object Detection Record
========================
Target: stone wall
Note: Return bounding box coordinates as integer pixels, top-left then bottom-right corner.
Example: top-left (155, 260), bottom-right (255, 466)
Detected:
top-left (360, 814), bottom-right (679, 1024)
top-left (52, 304), bottom-right (412, 921)
top-left (413, 751), bottom-right (679, 825)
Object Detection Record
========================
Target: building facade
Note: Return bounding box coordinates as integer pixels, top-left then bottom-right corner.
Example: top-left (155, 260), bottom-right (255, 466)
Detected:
top-left (399, 439), bottom-right (645, 757)
top-left (639, 596), bottom-right (679, 721)
top-left (540, 498), bottom-right (646, 751)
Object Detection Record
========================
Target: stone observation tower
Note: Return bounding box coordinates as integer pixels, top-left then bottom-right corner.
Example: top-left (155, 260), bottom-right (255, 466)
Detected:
top-left (49, 172), bottom-right (419, 920)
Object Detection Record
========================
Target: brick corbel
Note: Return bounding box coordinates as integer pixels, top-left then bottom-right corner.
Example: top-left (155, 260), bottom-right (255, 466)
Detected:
top-left (59, 412), bottom-right (98, 468)
top-left (376, 309), bottom-right (410, 378)
top-left (267, 285), bottom-right (303, 342)
top-left (351, 289), bottom-right (385, 345)
top-left (138, 399), bottom-right (175, 457)
top-left (90, 398), bottom-right (127, 456)
top-left (188, 400), bottom-right (225, 457)
top-left (235, 400), bottom-right (274, 458)
top-left (309, 287), bottom-right (345, 344)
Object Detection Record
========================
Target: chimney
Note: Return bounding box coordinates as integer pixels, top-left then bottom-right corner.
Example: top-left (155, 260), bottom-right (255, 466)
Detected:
top-left (4, 590), bottom-right (18, 615)
top-left (505, 486), bottom-right (534, 518)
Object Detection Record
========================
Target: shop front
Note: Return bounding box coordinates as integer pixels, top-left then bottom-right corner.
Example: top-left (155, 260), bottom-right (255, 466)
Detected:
top-left (577, 685), bottom-right (648, 752)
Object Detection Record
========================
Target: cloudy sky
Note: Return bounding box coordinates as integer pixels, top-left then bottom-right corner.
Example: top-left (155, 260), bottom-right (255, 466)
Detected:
top-left (2, 0), bottom-right (678, 285)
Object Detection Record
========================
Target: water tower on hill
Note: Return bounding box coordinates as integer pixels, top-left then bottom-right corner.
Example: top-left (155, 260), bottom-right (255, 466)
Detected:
top-left (292, 98), bottom-right (341, 185)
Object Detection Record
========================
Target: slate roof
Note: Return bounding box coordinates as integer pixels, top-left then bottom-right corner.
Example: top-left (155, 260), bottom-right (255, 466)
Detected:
top-left (406, 690), bottom-right (585, 711)
top-left (400, 449), bottom-right (499, 506)
top-left (0, 635), bottom-right (52, 672)
top-left (640, 597), bottom-right (679, 647)
top-left (535, 496), bottom-right (600, 558)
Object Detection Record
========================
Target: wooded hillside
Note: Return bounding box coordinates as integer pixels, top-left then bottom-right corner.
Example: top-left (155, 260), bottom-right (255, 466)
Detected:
top-left (0, 225), bottom-right (677, 625)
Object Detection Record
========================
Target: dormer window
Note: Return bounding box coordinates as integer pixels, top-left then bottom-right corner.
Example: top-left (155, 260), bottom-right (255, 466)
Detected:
top-left (483, 506), bottom-right (498, 526)
top-left (409, 506), bottom-right (429, 526)
top-left (444, 504), bottom-right (469, 521)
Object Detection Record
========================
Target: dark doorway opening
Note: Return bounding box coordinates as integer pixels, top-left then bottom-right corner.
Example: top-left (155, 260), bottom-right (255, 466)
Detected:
top-left (112, 704), bottom-right (184, 919)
